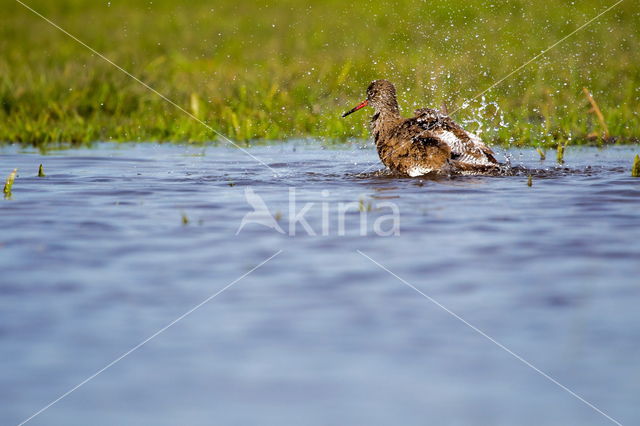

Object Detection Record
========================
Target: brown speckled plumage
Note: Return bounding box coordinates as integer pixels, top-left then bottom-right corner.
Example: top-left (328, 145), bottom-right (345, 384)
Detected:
top-left (344, 80), bottom-right (500, 176)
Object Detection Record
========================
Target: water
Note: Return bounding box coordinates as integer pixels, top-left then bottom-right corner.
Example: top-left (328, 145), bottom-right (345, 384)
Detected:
top-left (1, 142), bottom-right (639, 426)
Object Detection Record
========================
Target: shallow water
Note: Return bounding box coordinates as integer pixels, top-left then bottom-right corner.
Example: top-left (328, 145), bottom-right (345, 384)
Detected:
top-left (1, 142), bottom-right (639, 426)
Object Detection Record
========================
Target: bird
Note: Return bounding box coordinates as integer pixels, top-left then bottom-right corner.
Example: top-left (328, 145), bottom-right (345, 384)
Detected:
top-left (342, 79), bottom-right (500, 176)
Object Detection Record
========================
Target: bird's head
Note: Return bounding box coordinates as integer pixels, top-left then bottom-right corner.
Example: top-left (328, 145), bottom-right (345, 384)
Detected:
top-left (342, 79), bottom-right (399, 117)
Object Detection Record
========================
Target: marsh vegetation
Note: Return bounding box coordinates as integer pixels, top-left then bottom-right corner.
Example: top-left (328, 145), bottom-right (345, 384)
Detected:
top-left (1, 0), bottom-right (638, 147)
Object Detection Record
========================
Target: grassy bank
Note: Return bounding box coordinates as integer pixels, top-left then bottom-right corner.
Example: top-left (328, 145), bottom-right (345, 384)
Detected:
top-left (1, 0), bottom-right (639, 148)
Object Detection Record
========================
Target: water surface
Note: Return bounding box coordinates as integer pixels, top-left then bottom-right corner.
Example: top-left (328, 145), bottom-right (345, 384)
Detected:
top-left (1, 143), bottom-right (639, 426)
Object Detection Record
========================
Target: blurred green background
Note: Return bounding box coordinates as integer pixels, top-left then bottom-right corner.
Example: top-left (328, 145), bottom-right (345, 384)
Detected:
top-left (1, 0), bottom-right (638, 147)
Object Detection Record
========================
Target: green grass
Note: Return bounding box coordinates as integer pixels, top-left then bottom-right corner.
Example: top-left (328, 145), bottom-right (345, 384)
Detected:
top-left (557, 142), bottom-right (567, 164)
top-left (632, 154), bottom-right (640, 177)
top-left (3, 168), bottom-right (18, 198)
top-left (1, 0), bottom-right (639, 148)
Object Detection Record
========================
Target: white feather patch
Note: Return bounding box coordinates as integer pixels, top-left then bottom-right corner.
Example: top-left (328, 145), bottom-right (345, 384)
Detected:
top-left (407, 166), bottom-right (433, 177)
top-left (438, 130), bottom-right (465, 153)
top-left (439, 130), bottom-right (494, 166)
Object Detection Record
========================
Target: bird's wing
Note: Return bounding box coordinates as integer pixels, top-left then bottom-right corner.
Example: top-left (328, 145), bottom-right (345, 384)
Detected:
top-left (411, 109), bottom-right (498, 166)
top-left (467, 132), bottom-right (498, 163)
top-left (412, 109), bottom-right (472, 153)
top-left (390, 117), bottom-right (451, 157)
top-left (411, 129), bottom-right (452, 154)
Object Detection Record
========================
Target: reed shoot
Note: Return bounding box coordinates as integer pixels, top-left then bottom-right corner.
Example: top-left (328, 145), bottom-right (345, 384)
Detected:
top-left (3, 169), bottom-right (18, 198)
top-left (632, 155), bottom-right (640, 178)
top-left (557, 143), bottom-right (566, 164)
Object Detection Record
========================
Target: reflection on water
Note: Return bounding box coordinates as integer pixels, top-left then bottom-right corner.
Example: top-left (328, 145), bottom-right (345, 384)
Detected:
top-left (0, 142), bottom-right (639, 426)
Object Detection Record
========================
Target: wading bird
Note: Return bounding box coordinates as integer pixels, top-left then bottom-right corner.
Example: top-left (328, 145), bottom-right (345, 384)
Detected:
top-left (343, 79), bottom-right (499, 176)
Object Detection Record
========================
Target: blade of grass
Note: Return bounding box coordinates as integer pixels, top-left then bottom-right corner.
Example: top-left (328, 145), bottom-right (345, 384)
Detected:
top-left (3, 168), bottom-right (18, 198)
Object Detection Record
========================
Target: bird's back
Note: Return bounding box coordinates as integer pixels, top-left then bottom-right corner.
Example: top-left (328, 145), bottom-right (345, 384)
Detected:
top-left (405, 108), bottom-right (498, 170)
